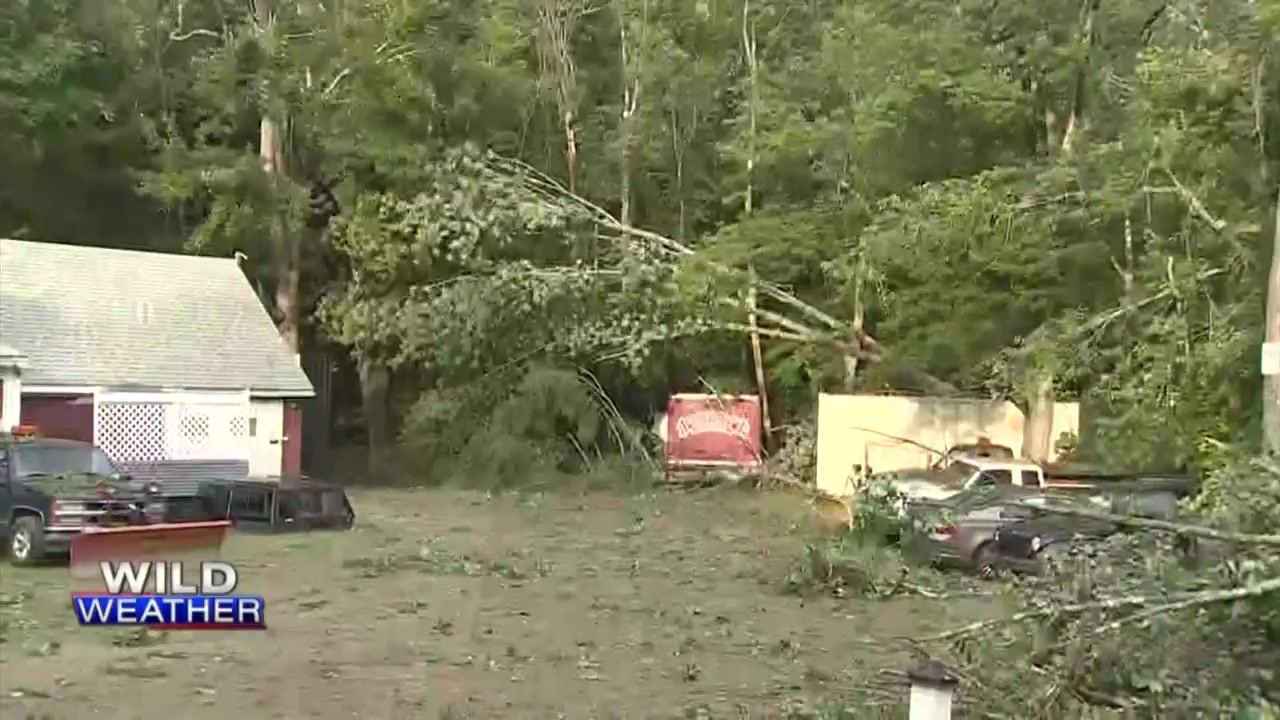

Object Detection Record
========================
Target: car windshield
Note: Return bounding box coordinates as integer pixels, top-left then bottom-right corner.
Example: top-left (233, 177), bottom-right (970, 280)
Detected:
top-left (13, 444), bottom-right (119, 478)
top-left (941, 485), bottom-right (1007, 511)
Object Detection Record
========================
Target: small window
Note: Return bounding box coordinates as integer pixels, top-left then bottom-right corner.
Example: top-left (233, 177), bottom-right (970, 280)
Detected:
top-left (1020, 470), bottom-right (1041, 487)
top-left (230, 491), bottom-right (270, 518)
top-left (0, 449), bottom-right (9, 479)
top-left (972, 469), bottom-right (1013, 488)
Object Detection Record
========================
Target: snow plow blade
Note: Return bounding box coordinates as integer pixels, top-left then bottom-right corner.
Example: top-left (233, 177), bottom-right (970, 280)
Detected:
top-left (69, 521), bottom-right (231, 589)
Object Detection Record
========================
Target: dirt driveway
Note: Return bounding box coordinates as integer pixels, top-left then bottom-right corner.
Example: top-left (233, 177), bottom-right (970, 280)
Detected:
top-left (0, 487), bottom-right (957, 719)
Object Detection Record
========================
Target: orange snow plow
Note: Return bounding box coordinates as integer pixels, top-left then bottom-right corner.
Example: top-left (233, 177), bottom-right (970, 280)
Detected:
top-left (69, 521), bottom-right (231, 590)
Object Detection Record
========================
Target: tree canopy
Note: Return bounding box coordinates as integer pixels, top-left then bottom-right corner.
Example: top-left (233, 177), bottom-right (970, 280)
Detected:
top-left (7, 0), bottom-right (1275, 471)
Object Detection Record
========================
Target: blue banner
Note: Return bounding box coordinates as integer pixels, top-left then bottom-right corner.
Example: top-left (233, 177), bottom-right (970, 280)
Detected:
top-left (72, 594), bottom-right (267, 629)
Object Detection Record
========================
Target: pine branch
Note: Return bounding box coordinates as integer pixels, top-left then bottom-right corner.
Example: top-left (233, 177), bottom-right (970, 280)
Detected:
top-left (1010, 500), bottom-right (1280, 547)
top-left (485, 153), bottom-right (947, 376)
top-left (917, 575), bottom-right (1280, 643)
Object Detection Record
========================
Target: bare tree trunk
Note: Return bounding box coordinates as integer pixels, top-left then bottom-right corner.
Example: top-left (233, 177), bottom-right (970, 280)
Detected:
top-left (1017, 1), bottom-right (1094, 459)
top-left (670, 105), bottom-right (696, 241)
top-left (617, 0), bottom-right (645, 226)
top-left (1021, 374), bottom-right (1056, 462)
top-left (843, 255), bottom-right (866, 391)
top-left (358, 356), bottom-right (391, 476)
top-left (1264, 183), bottom-right (1280, 453)
top-left (257, 0), bottom-right (301, 355)
top-left (538, 0), bottom-right (580, 195)
top-left (738, 1), bottom-right (767, 444)
top-left (1060, 0), bottom-right (1098, 154)
top-left (672, 111), bottom-right (686, 241)
top-left (620, 140), bottom-right (632, 226)
top-left (747, 270), bottom-right (772, 450)
top-left (564, 114), bottom-right (579, 194)
top-left (741, 0), bottom-right (757, 215)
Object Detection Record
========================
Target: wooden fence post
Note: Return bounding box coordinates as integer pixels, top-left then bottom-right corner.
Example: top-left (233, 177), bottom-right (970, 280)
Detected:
top-left (907, 660), bottom-right (960, 720)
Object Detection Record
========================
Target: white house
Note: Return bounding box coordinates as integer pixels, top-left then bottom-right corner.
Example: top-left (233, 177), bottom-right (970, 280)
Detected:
top-left (0, 238), bottom-right (314, 478)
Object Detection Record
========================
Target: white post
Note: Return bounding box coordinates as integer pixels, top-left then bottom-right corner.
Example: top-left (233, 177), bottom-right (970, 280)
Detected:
top-left (0, 368), bottom-right (22, 431)
top-left (908, 660), bottom-right (960, 720)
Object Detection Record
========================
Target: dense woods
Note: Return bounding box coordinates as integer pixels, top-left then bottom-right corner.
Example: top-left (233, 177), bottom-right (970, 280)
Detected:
top-left (3, 0), bottom-right (1277, 478)
top-left (3, 1), bottom-right (1280, 715)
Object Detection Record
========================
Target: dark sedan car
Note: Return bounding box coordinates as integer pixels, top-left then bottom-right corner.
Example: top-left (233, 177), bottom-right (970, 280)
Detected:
top-left (905, 487), bottom-right (1118, 577)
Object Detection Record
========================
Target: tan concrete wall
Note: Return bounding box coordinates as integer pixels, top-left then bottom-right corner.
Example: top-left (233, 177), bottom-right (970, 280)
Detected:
top-left (815, 393), bottom-right (1081, 497)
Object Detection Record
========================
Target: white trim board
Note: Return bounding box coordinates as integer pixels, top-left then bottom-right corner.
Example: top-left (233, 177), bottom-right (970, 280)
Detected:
top-left (22, 385), bottom-right (313, 399)
top-left (20, 385), bottom-right (100, 395)
top-left (96, 390), bottom-right (251, 405)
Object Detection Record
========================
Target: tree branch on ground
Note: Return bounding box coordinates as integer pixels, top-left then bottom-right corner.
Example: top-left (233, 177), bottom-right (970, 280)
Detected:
top-left (917, 575), bottom-right (1280, 643)
top-left (1011, 500), bottom-right (1280, 547)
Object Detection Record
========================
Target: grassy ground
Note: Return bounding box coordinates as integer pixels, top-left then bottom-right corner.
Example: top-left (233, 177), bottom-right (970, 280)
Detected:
top-left (0, 487), bottom-right (974, 719)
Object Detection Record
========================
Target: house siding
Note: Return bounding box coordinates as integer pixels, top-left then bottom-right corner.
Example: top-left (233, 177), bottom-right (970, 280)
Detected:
top-left (20, 393), bottom-right (94, 443)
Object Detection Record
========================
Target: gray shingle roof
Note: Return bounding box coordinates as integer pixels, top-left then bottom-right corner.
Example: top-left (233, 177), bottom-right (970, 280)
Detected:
top-left (0, 239), bottom-right (314, 396)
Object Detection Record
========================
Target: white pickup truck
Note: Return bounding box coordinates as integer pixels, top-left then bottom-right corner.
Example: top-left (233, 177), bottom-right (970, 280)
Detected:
top-left (885, 454), bottom-right (1187, 519)
top-left (889, 456), bottom-right (1048, 503)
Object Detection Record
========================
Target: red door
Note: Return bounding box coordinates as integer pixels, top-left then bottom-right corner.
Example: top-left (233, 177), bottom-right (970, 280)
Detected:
top-left (20, 394), bottom-right (95, 442)
top-left (282, 402), bottom-right (303, 476)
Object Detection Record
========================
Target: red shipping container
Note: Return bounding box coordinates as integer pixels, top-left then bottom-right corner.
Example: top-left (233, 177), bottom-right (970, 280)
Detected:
top-left (663, 393), bottom-right (762, 471)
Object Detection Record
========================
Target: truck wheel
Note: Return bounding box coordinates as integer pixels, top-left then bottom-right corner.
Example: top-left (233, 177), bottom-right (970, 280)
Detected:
top-left (9, 516), bottom-right (47, 566)
top-left (971, 542), bottom-right (1002, 580)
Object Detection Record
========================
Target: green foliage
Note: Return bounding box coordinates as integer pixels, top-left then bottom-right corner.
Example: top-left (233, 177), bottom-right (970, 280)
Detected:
top-left (4, 0), bottom-right (1275, 470)
top-left (769, 421), bottom-right (817, 482)
top-left (400, 363), bottom-right (656, 491)
top-left (317, 144), bottom-right (707, 386)
top-left (785, 480), bottom-right (944, 601)
top-left (1184, 454), bottom-right (1280, 535)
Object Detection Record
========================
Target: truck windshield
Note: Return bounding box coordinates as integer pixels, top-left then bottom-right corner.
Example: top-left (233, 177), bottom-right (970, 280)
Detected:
top-left (937, 462), bottom-right (975, 487)
top-left (13, 444), bottom-right (119, 478)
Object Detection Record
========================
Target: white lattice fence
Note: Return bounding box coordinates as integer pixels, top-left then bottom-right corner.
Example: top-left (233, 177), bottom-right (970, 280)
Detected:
top-left (95, 394), bottom-right (250, 464)
top-left (96, 401), bottom-right (166, 463)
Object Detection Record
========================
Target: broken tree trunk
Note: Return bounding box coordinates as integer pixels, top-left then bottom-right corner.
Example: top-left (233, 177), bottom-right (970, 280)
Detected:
top-left (747, 269), bottom-right (772, 450)
top-left (538, 0), bottom-right (580, 194)
top-left (1264, 183), bottom-right (1280, 454)
top-left (1021, 374), bottom-right (1056, 462)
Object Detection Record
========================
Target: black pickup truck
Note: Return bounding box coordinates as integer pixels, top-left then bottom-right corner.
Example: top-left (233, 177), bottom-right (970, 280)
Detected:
top-left (0, 434), bottom-right (162, 565)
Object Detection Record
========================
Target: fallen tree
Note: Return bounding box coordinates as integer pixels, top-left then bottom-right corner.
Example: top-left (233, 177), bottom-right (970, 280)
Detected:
top-left (923, 454), bottom-right (1280, 717)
